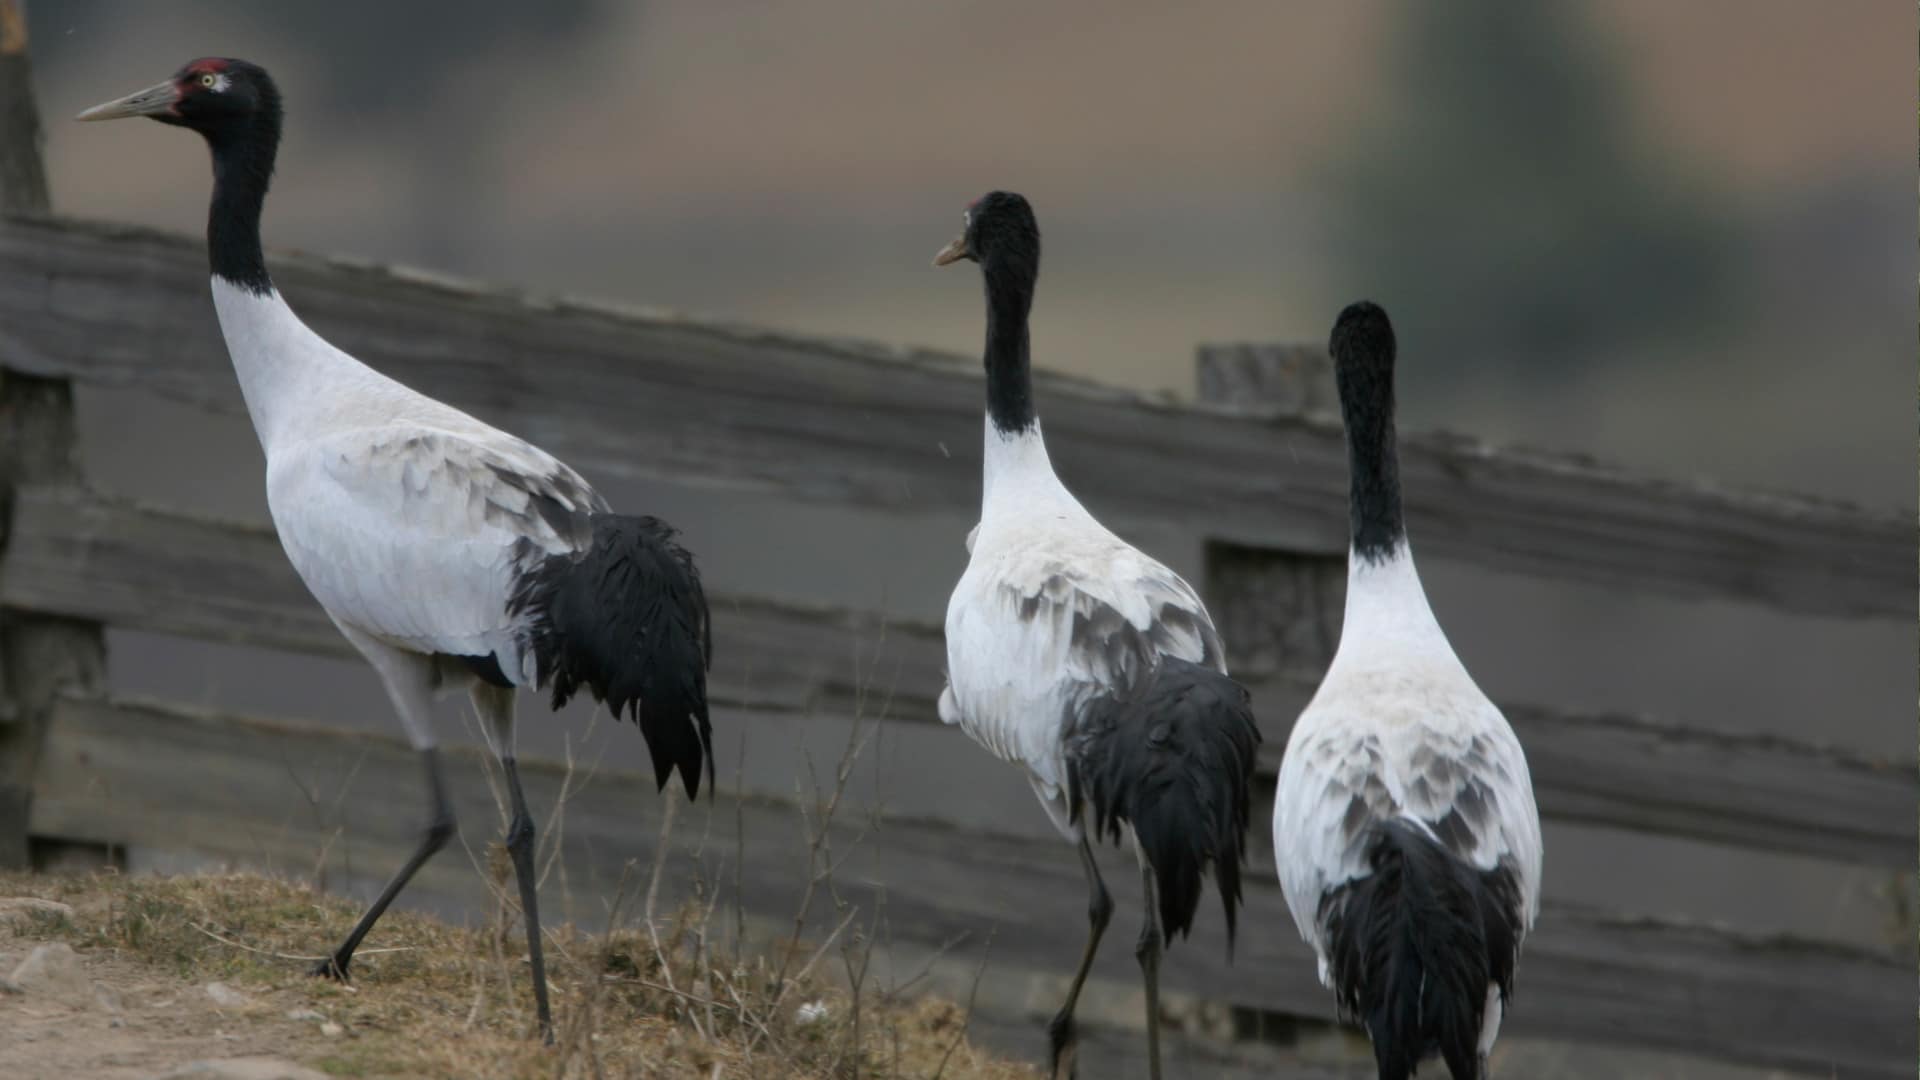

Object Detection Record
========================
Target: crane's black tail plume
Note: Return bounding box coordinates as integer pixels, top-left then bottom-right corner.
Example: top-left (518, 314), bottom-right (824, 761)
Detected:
top-left (1066, 657), bottom-right (1260, 948)
top-left (1323, 820), bottom-right (1522, 1080)
top-left (512, 513), bottom-right (713, 798)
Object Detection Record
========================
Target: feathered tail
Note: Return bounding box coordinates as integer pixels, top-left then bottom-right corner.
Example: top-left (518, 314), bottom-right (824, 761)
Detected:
top-left (511, 513), bottom-right (713, 798)
top-left (1066, 657), bottom-right (1260, 947)
top-left (1323, 819), bottom-right (1522, 1080)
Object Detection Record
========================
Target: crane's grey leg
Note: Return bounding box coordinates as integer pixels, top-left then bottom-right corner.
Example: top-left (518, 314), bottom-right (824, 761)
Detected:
top-left (1136, 863), bottom-right (1163, 1080)
top-left (1048, 835), bottom-right (1112, 1080)
top-left (474, 683), bottom-right (554, 1044)
top-left (314, 634), bottom-right (455, 981)
top-left (311, 747), bottom-right (454, 980)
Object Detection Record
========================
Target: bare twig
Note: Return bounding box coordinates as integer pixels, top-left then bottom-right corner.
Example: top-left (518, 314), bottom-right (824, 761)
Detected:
top-left (932, 929), bottom-right (996, 1080)
top-left (772, 708), bottom-right (876, 1000)
top-left (788, 905), bottom-right (861, 989)
top-left (191, 921), bottom-right (414, 963)
top-left (731, 732), bottom-right (748, 969)
top-left (643, 786), bottom-right (680, 957)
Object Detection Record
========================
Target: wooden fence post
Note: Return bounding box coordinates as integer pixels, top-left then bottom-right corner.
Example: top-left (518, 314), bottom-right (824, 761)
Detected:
top-left (1195, 345), bottom-right (1346, 684)
top-left (0, 0), bottom-right (107, 868)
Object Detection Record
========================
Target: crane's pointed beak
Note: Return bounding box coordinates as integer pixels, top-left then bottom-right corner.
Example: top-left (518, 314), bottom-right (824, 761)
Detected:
top-left (76, 80), bottom-right (179, 122)
top-left (932, 233), bottom-right (971, 267)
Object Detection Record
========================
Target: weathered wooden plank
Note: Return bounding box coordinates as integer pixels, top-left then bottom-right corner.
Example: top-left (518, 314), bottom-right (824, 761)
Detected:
top-left (5, 485), bottom-right (1907, 869)
top-left (1206, 539), bottom-right (1918, 869)
top-left (0, 216), bottom-right (1908, 620)
top-left (1196, 343), bottom-right (1337, 418)
top-left (0, 484), bottom-right (944, 719)
top-left (1241, 676), bottom-right (1915, 874)
top-left (29, 696), bottom-right (1912, 1076)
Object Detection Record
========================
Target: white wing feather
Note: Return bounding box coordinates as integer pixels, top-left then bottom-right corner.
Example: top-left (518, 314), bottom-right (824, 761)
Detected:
top-left (267, 425), bottom-right (603, 672)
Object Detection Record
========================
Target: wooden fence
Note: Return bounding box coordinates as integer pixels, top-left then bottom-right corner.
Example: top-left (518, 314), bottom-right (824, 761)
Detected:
top-left (0, 212), bottom-right (1911, 1076)
top-left (0, 50), bottom-right (1913, 1080)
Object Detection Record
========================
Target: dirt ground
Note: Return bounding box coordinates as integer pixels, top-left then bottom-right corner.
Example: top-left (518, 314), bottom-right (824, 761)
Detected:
top-left (1, 936), bottom-right (336, 1079)
top-left (0, 871), bottom-right (1034, 1080)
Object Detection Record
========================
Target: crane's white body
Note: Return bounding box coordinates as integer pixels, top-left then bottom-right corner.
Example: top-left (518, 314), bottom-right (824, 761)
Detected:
top-left (212, 278), bottom-right (600, 748)
top-left (1273, 539), bottom-right (1542, 1052)
top-left (937, 418), bottom-right (1223, 840)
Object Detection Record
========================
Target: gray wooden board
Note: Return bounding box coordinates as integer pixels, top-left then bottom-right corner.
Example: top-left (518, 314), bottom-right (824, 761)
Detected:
top-left (26, 695), bottom-right (1914, 1077)
top-left (4, 484), bottom-right (1909, 870)
top-left (0, 217), bottom-right (1909, 620)
top-left (1195, 344), bottom-right (1338, 419)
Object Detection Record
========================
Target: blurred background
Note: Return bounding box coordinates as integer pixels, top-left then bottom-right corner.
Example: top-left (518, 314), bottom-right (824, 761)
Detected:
top-left (14, 2), bottom-right (1915, 1077)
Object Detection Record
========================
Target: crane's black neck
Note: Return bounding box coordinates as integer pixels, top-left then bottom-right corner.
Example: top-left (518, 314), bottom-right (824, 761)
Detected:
top-left (204, 108), bottom-right (281, 296)
top-left (981, 253), bottom-right (1037, 435)
top-left (1332, 311), bottom-right (1404, 563)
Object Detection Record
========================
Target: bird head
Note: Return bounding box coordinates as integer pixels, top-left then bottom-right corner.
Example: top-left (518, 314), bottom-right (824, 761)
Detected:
top-left (77, 58), bottom-right (281, 143)
top-left (933, 191), bottom-right (1041, 274)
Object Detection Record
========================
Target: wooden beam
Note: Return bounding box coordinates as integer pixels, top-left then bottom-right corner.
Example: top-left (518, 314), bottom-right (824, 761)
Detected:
top-left (1, 485), bottom-right (1909, 869)
top-left (1240, 675), bottom-right (1915, 874)
top-left (0, 216), bottom-right (1908, 620)
top-left (0, 11), bottom-right (104, 868)
top-left (29, 696), bottom-right (1913, 1077)
top-left (1196, 343), bottom-right (1337, 418)
top-left (0, 484), bottom-right (944, 719)
top-left (1205, 541), bottom-right (1918, 869)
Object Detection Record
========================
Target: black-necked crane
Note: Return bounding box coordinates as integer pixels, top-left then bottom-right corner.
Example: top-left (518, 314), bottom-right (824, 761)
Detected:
top-left (1273, 302), bottom-right (1543, 1079)
top-left (931, 192), bottom-right (1260, 1080)
top-left (78, 59), bottom-right (713, 1042)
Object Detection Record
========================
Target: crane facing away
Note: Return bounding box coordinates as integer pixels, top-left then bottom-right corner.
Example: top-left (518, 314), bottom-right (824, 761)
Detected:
top-left (1273, 302), bottom-right (1542, 1080)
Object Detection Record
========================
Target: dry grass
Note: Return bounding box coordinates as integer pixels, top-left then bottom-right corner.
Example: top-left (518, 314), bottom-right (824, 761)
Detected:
top-left (0, 866), bottom-right (1033, 1080)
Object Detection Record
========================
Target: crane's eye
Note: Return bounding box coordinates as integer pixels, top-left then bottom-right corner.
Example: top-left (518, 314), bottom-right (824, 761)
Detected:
top-left (200, 73), bottom-right (218, 89)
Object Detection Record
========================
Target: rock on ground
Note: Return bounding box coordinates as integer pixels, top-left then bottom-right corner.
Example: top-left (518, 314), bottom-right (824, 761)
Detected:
top-left (203, 981), bottom-right (251, 1008)
top-left (0, 897), bottom-right (75, 926)
top-left (7, 942), bottom-right (88, 999)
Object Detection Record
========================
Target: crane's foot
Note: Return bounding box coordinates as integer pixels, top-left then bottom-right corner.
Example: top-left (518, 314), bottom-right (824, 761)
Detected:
top-left (309, 953), bottom-right (351, 981)
top-left (1047, 1009), bottom-right (1078, 1079)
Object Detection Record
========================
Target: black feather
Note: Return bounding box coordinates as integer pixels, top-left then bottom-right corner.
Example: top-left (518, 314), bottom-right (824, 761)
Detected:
top-left (1320, 820), bottom-right (1523, 1080)
top-left (510, 513), bottom-right (713, 799)
top-left (1064, 657), bottom-right (1260, 948)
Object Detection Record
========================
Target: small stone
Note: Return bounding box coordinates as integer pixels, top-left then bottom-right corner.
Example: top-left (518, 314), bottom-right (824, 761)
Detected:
top-left (94, 982), bottom-right (125, 1013)
top-left (8, 943), bottom-right (87, 999)
top-left (284, 1007), bottom-right (324, 1022)
top-left (204, 981), bottom-right (250, 1008)
top-left (319, 1021), bottom-right (343, 1038)
top-left (109, 1016), bottom-right (125, 1028)
top-left (150, 1058), bottom-right (333, 1080)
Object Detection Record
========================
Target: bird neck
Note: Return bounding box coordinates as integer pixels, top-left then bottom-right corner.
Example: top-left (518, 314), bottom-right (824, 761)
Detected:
top-left (980, 412), bottom-right (1063, 508)
top-left (209, 277), bottom-right (329, 452)
top-left (980, 254), bottom-right (1037, 436)
top-left (1332, 539), bottom-right (1456, 676)
top-left (204, 109), bottom-right (281, 295)
top-left (1336, 339), bottom-right (1404, 563)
